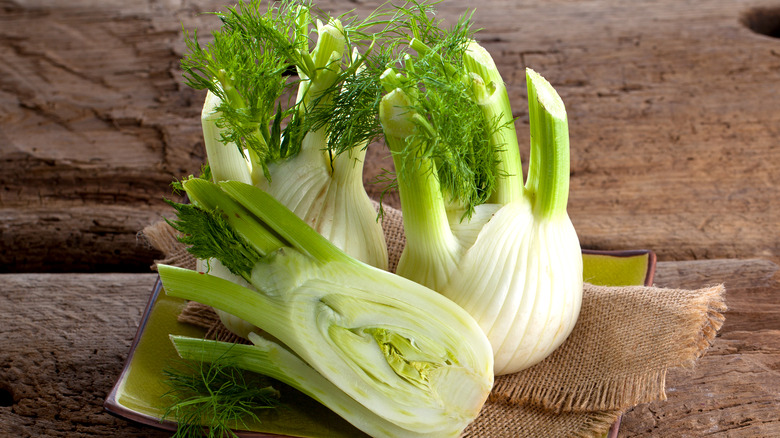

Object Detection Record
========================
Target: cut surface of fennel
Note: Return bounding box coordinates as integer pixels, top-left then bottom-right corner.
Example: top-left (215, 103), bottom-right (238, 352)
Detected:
top-left (159, 180), bottom-right (494, 438)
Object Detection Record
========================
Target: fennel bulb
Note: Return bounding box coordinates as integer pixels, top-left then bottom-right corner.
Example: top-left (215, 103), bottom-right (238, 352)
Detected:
top-left (160, 178), bottom-right (494, 438)
top-left (183, 1), bottom-right (387, 270)
top-left (253, 19), bottom-right (387, 270)
top-left (378, 29), bottom-right (583, 375)
top-left (184, 2), bottom-right (389, 337)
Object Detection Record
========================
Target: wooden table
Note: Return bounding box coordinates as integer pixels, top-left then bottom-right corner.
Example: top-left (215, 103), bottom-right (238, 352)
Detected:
top-left (1, 0), bottom-right (778, 436)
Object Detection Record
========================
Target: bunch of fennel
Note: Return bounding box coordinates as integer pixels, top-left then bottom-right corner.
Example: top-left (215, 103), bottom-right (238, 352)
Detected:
top-left (373, 15), bottom-right (583, 375)
top-left (181, 0), bottom-right (393, 336)
top-left (159, 177), bottom-right (494, 438)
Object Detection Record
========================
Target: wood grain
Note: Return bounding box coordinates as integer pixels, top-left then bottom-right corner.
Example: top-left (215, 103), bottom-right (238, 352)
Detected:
top-left (1, 0), bottom-right (778, 272)
top-left (620, 330), bottom-right (780, 437)
top-left (615, 259), bottom-right (780, 437)
top-left (0, 273), bottom-right (168, 437)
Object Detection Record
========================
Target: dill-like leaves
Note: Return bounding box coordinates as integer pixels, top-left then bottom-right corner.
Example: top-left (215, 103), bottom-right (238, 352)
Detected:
top-left (165, 199), bottom-right (263, 280)
top-left (306, 49), bottom-right (392, 156)
top-left (181, 0), bottom-right (310, 176)
top-left (162, 349), bottom-right (280, 438)
top-left (394, 8), bottom-right (502, 214)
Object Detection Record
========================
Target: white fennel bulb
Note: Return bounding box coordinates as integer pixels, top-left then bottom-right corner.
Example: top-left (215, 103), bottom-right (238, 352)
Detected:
top-left (378, 32), bottom-right (583, 375)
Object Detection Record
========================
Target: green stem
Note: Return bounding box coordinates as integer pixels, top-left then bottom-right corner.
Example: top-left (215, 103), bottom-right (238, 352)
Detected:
top-left (388, 135), bottom-right (454, 252)
top-left (379, 88), bottom-right (458, 269)
top-left (409, 38), bottom-right (458, 78)
top-left (216, 68), bottom-right (246, 110)
top-left (218, 180), bottom-right (353, 265)
top-left (212, 71), bottom-right (272, 185)
top-left (159, 265), bottom-right (289, 337)
top-left (298, 21), bottom-right (345, 110)
top-left (293, 21), bottom-right (346, 172)
top-left (525, 68), bottom-right (570, 219)
top-left (293, 5), bottom-right (310, 53)
top-left (183, 178), bottom-right (285, 258)
top-left (309, 20), bottom-right (345, 94)
top-left (247, 146), bottom-right (268, 185)
top-left (463, 41), bottom-right (524, 204)
top-left (180, 178), bottom-right (353, 277)
top-left (201, 90), bottom-right (252, 185)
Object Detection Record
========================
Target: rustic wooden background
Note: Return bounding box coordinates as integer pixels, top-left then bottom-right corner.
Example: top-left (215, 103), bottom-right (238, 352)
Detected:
top-left (1, 0), bottom-right (778, 436)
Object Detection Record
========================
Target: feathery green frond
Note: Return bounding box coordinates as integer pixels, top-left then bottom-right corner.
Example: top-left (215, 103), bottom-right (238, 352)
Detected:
top-left (164, 199), bottom-right (264, 280)
top-left (162, 346), bottom-right (280, 438)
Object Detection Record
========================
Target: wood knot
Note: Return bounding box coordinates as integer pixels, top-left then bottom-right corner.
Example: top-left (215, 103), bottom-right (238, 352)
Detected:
top-left (741, 7), bottom-right (780, 38)
top-left (0, 385), bottom-right (13, 407)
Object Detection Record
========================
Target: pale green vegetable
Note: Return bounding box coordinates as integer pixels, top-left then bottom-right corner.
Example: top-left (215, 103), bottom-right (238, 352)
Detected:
top-left (170, 334), bottom-right (434, 438)
top-left (184, 0), bottom-right (388, 271)
top-left (159, 178), bottom-right (494, 438)
top-left (377, 19), bottom-right (583, 375)
top-left (184, 0), bottom-right (389, 337)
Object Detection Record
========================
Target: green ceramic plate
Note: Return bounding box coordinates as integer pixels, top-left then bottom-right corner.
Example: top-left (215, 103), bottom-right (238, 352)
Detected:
top-left (105, 249), bottom-right (656, 437)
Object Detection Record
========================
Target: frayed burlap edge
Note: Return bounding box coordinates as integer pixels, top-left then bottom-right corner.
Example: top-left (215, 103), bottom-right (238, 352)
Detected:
top-left (491, 368), bottom-right (668, 414)
top-left (490, 284), bottom-right (727, 413)
top-left (139, 220), bottom-right (197, 271)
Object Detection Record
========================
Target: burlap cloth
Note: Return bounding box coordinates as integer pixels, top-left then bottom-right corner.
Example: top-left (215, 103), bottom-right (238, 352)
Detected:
top-left (140, 203), bottom-right (726, 438)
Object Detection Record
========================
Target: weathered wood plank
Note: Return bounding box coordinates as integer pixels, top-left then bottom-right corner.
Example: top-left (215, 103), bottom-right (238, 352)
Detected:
top-left (619, 330), bottom-right (780, 437)
top-left (1, 258), bottom-right (778, 436)
top-left (0, 0), bottom-right (205, 272)
top-left (1, 0), bottom-right (778, 272)
top-left (0, 273), bottom-right (168, 437)
top-left (655, 259), bottom-right (780, 333)
top-left (617, 259), bottom-right (780, 437)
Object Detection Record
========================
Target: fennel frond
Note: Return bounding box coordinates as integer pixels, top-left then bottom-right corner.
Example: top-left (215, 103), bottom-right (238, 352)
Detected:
top-left (161, 347), bottom-right (280, 438)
